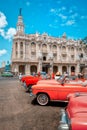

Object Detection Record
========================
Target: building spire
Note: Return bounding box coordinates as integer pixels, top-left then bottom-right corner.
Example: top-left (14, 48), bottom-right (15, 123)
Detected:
top-left (16, 8), bottom-right (24, 35)
top-left (19, 8), bottom-right (22, 16)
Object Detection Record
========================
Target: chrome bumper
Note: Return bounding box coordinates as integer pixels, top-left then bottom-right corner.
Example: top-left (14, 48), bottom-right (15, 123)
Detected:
top-left (23, 82), bottom-right (27, 89)
top-left (58, 109), bottom-right (70, 130)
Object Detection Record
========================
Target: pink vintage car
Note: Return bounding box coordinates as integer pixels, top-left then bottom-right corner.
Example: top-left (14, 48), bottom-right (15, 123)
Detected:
top-left (58, 93), bottom-right (87, 130)
top-left (30, 76), bottom-right (87, 105)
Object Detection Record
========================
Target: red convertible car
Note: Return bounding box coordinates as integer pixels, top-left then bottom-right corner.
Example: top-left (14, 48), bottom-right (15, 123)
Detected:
top-left (58, 93), bottom-right (87, 130)
top-left (30, 76), bottom-right (87, 105)
top-left (21, 75), bottom-right (34, 82)
top-left (22, 72), bottom-right (47, 92)
top-left (23, 76), bottom-right (41, 92)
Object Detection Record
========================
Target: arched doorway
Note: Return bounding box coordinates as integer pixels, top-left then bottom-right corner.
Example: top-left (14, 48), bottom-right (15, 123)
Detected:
top-left (71, 66), bottom-right (75, 72)
top-left (19, 65), bottom-right (25, 74)
top-left (62, 66), bottom-right (67, 74)
top-left (42, 63), bottom-right (49, 73)
top-left (71, 66), bottom-right (75, 76)
top-left (53, 66), bottom-right (58, 74)
top-left (30, 65), bottom-right (37, 74)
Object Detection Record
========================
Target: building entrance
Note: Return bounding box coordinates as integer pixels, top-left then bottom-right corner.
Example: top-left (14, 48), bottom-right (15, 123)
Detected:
top-left (42, 63), bottom-right (50, 73)
top-left (19, 65), bottom-right (25, 74)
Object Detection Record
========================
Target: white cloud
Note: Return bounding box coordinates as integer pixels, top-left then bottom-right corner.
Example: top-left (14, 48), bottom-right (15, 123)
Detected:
top-left (56, 1), bottom-right (61, 4)
top-left (0, 12), bottom-right (8, 28)
top-left (49, 24), bottom-right (58, 29)
top-left (0, 29), bottom-right (5, 37)
top-left (0, 11), bottom-right (16, 41)
top-left (61, 20), bottom-right (75, 26)
top-left (5, 28), bottom-right (16, 40)
top-left (66, 20), bottom-right (75, 26)
top-left (0, 49), bottom-right (7, 56)
top-left (0, 28), bottom-right (16, 41)
top-left (50, 8), bottom-right (56, 13)
top-left (58, 6), bottom-right (66, 12)
top-left (26, 1), bottom-right (30, 6)
top-left (70, 13), bottom-right (78, 19)
top-left (80, 15), bottom-right (87, 19)
top-left (59, 13), bottom-right (67, 19)
top-left (69, 9), bottom-right (73, 13)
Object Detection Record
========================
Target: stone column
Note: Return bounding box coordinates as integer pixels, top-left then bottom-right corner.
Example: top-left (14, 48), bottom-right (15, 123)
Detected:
top-left (25, 64), bottom-right (30, 75)
top-left (58, 65), bottom-right (62, 75)
top-left (68, 65), bottom-right (71, 75)
top-left (76, 62), bottom-right (80, 75)
top-left (12, 43), bottom-right (16, 59)
top-left (74, 47), bottom-right (77, 61)
top-left (57, 46), bottom-right (59, 61)
top-left (37, 51), bottom-right (42, 72)
top-left (38, 59), bottom-right (42, 72)
top-left (50, 59), bottom-right (53, 74)
top-left (18, 42), bottom-right (20, 59)
top-left (23, 42), bottom-right (25, 59)
top-left (14, 64), bottom-right (19, 75)
top-left (66, 46), bottom-right (69, 62)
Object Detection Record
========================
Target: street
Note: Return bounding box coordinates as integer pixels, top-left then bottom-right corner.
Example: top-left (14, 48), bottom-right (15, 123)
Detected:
top-left (0, 78), bottom-right (67, 130)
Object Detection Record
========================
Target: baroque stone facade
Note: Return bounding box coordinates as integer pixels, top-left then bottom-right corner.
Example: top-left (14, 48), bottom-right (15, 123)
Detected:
top-left (11, 12), bottom-right (87, 75)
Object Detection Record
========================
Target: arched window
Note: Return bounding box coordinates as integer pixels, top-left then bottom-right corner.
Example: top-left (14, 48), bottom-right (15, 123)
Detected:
top-left (62, 66), bottom-right (67, 74)
top-left (62, 46), bottom-right (66, 52)
top-left (30, 65), bottom-right (37, 74)
top-left (20, 42), bottom-right (23, 58)
top-left (15, 42), bottom-right (18, 49)
top-left (43, 56), bottom-right (46, 61)
top-left (71, 47), bottom-right (74, 51)
top-left (53, 66), bottom-right (58, 74)
top-left (42, 44), bottom-right (47, 52)
top-left (52, 45), bottom-right (57, 52)
top-left (20, 42), bottom-right (23, 50)
top-left (31, 42), bottom-right (36, 52)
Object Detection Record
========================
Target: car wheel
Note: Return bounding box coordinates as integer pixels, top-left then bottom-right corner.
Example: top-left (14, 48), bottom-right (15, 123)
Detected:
top-left (37, 93), bottom-right (49, 106)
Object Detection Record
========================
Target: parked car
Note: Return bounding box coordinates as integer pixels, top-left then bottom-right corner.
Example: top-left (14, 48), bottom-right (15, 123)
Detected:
top-left (20, 74), bottom-right (33, 82)
top-left (1, 72), bottom-right (13, 77)
top-left (30, 76), bottom-right (87, 105)
top-left (58, 92), bottom-right (87, 130)
top-left (22, 72), bottom-right (47, 92)
top-left (21, 71), bottom-right (47, 82)
top-left (23, 76), bottom-right (41, 92)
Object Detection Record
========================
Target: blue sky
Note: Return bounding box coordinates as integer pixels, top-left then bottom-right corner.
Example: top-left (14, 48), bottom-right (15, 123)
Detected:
top-left (0, 0), bottom-right (87, 67)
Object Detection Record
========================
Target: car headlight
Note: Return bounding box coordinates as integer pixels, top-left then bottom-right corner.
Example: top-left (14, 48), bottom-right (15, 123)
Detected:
top-left (58, 122), bottom-right (69, 130)
top-left (58, 109), bottom-right (71, 130)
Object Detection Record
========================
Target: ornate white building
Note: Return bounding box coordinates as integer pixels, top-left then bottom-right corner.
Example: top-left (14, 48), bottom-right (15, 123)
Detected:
top-left (11, 11), bottom-right (87, 75)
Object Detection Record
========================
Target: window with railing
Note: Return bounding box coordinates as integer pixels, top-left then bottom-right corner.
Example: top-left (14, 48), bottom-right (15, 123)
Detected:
top-left (20, 51), bottom-right (23, 58)
top-left (52, 45), bottom-right (57, 53)
top-left (15, 42), bottom-right (18, 57)
top-left (71, 47), bottom-right (74, 54)
top-left (20, 42), bottom-right (23, 51)
top-left (31, 52), bottom-right (36, 60)
top-left (53, 54), bottom-right (57, 61)
top-left (62, 46), bottom-right (66, 54)
top-left (42, 44), bottom-right (47, 53)
top-left (62, 54), bottom-right (67, 60)
top-left (71, 55), bottom-right (74, 61)
top-left (31, 42), bottom-right (36, 52)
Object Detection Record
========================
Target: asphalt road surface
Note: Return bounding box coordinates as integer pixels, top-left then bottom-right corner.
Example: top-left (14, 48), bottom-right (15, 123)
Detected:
top-left (0, 77), bottom-right (67, 130)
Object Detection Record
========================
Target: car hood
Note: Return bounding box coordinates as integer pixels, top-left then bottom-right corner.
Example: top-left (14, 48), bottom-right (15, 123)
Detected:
top-left (37, 79), bottom-right (59, 85)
